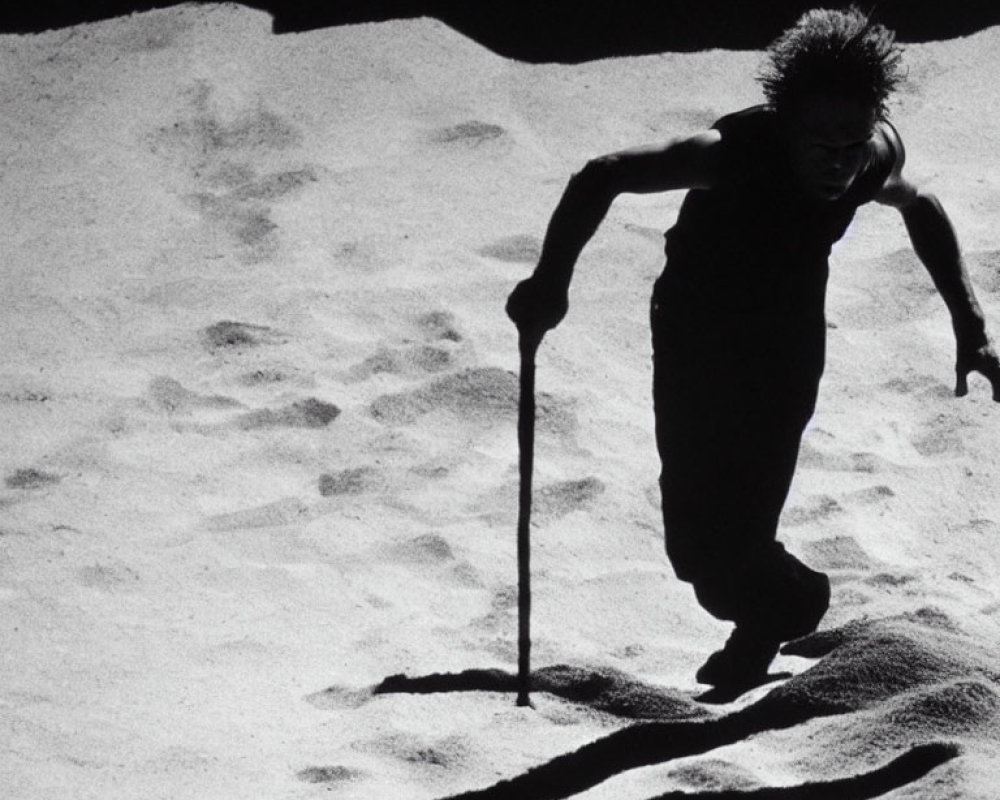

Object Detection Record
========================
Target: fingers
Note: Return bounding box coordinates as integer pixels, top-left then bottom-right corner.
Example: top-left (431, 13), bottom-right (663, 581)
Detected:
top-left (505, 284), bottom-right (537, 334)
top-left (977, 349), bottom-right (1000, 402)
top-left (986, 363), bottom-right (1000, 402)
top-left (954, 351), bottom-right (1000, 401)
top-left (505, 279), bottom-right (568, 340)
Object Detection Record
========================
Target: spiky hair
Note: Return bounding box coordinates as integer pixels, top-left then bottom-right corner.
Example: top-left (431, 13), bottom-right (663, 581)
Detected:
top-left (757, 7), bottom-right (904, 119)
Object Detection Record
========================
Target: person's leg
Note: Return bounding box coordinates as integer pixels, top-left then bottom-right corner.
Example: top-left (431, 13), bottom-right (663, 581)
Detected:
top-left (692, 543), bottom-right (829, 687)
top-left (680, 420), bottom-right (830, 640)
top-left (652, 320), bottom-right (828, 683)
top-left (666, 420), bottom-right (828, 686)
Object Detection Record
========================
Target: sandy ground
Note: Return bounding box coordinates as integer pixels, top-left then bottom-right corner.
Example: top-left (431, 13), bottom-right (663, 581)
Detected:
top-left (2, 5), bottom-right (1000, 799)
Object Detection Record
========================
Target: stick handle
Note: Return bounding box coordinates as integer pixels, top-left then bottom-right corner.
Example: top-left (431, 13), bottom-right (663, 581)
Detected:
top-left (516, 331), bottom-right (540, 707)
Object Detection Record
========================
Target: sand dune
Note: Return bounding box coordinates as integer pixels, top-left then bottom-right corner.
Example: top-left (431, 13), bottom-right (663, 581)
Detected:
top-left (2, 5), bottom-right (1000, 799)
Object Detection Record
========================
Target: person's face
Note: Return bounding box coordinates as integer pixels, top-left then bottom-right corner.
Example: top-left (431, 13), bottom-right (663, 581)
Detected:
top-left (781, 94), bottom-right (878, 202)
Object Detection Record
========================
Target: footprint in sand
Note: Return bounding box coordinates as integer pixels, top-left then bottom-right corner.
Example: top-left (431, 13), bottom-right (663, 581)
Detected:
top-left (296, 766), bottom-right (363, 785)
top-left (355, 732), bottom-right (469, 771)
top-left (902, 605), bottom-right (964, 632)
top-left (844, 484), bottom-right (896, 505)
top-left (5, 469), bottom-right (60, 490)
top-left (802, 535), bottom-right (873, 571)
top-left (781, 494), bottom-right (843, 527)
top-left (864, 572), bottom-right (917, 589)
top-left (613, 643), bottom-right (647, 660)
top-left (431, 120), bottom-right (506, 147)
top-left (184, 166), bottom-right (319, 263)
top-left (202, 320), bottom-right (287, 352)
top-left (416, 310), bottom-right (463, 343)
top-left (149, 83), bottom-right (310, 263)
top-left (147, 376), bottom-right (243, 414)
top-left (912, 412), bottom-right (969, 458)
top-left (349, 310), bottom-right (467, 381)
top-left (848, 452), bottom-right (882, 473)
top-left (370, 367), bottom-right (576, 435)
top-left (472, 584), bottom-right (518, 632)
top-left (225, 167), bottom-right (318, 202)
top-left (797, 440), bottom-right (882, 473)
top-left (349, 344), bottom-right (457, 381)
top-left (151, 81), bottom-right (302, 156)
top-left (237, 365), bottom-right (302, 387)
top-left (881, 371), bottom-right (952, 399)
top-left (479, 234), bottom-right (543, 264)
top-left (205, 497), bottom-right (313, 531)
top-left (78, 562), bottom-right (140, 590)
top-left (475, 476), bottom-right (605, 526)
top-left (535, 477), bottom-right (606, 520)
top-left (380, 534), bottom-right (478, 593)
top-left (235, 398), bottom-right (340, 430)
top-left (449, 560), bottom-right (483, 587)
top-left (0, 382), bottom-right (52, 404)
top-left (389, 533), bottom-right (456, 565)
top-left (318, 467), bottom-right (381, 497)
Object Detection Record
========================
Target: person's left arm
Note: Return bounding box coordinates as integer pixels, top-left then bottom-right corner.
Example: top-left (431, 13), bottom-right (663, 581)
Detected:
top-left (874, 123), bottom-right (1000, 400)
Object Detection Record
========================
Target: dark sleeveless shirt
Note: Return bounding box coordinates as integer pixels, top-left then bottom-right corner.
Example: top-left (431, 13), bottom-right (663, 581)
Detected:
top-left (651, 105), bottom-right (900, 420)
top-left (656, 105), bottom-right (899, 322)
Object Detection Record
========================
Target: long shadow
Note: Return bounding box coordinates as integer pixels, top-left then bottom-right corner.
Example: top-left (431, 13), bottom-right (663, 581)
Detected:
top-left (436, 696), bottom-right (826, 800)
top-left (643, 744), bottom-right (957, 800)
top-left (373, 665), bottom-right (843, 799)
top-left (439, 729), bottom-right (956, 800)
top-left (375, 664), bottom-right (712, 721)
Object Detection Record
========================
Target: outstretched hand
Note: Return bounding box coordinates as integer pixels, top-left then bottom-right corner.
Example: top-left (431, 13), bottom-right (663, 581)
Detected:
top-left (955, 340), bottom-right (1000, 401)
top-left (505, 276), bottom-right (569, 347)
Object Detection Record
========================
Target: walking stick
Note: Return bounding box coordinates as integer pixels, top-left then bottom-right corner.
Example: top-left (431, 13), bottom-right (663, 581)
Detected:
top-left (516, 328), bottom-right (542, 707)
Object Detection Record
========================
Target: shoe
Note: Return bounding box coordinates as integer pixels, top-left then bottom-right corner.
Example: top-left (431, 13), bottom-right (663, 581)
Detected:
top-left (695, 626), bottom-right (781, 687)
top-left (774, 562), bottom-right (830, 641)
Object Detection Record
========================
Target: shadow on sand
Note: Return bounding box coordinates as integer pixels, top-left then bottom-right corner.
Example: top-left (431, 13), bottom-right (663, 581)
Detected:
top-left (374, 667), bottom-right (957, 800)
top-left (363, 617), bottom-right (985, 799)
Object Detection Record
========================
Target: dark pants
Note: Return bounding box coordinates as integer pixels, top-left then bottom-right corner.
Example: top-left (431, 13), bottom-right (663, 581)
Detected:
top-left (651, 284), bottom-right (830, 640)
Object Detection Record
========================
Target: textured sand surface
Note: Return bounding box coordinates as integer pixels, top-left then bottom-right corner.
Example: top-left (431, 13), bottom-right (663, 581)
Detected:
top-left (2, 5), bottom-right (1000, 799)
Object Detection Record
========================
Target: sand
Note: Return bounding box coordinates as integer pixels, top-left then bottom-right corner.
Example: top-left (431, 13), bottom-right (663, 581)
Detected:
top-left (1, 5), bottom-right (999, 798)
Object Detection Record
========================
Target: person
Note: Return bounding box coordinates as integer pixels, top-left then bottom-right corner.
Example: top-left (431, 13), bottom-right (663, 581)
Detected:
top-left (505, 7), bottom-right (1000, 690)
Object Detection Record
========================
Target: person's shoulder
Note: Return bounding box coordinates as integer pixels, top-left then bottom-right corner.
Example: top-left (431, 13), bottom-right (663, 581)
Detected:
top-left (857, 119), bottom-right (905, 192)
top-left (869, 119), bottom-right (918, 208)
top-left (872, 119), bottom-right (905, 172)
top-left (711, 105), bottom-right (775, 135)
top-left (875, 120), bottom-right (904, 156)
top-left (711, 105), bottom-right (781, 179)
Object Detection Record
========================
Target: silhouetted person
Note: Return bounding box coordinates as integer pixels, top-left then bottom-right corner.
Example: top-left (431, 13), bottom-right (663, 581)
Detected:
top-left (507, 7), bottom-right (1000, 690)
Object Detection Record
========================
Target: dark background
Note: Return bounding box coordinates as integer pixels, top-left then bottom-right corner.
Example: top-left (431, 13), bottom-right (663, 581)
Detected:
top-left (4, 1), bottom-right (1000, 62)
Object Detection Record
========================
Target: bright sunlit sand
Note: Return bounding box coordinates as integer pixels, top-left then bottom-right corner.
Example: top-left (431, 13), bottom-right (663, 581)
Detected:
top-left (2, 5), bottom-right (1000, 798)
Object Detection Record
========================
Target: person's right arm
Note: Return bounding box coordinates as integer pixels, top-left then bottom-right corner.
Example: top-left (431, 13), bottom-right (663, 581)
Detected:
top-left (506, 130), bottom-right (722, 341)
